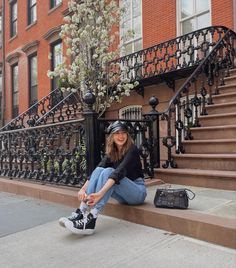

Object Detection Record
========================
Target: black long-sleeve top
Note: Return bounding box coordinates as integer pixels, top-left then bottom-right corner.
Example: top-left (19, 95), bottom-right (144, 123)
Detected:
top-left (97, 144), bottom-right (144, 184)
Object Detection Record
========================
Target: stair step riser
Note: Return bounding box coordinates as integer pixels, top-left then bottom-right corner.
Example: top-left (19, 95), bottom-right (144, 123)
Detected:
top-left (229, 69), bottom-right (236, 76)
top-left (183, 142), bottom-right (236, 154)
top-left (212, 95), bottom-right (236, 104)
top-left (223, 77), bottom-right (236, 85)
top-left (218, 85), bottom-right (236, 94)
top-left (191, 128), bottom-right (236, 139)
top-left (206, 105), bottom-right (236, 115)
top-left (173, 157), bottom-right (236, 171)
top-left (155, 170), bottom-right (236, 191)
top-left (199, 115), bottom-right (236, 126)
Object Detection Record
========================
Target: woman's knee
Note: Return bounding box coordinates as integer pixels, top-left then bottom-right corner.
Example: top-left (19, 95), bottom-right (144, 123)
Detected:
top-left (100, 167), bottom-right (114, 178)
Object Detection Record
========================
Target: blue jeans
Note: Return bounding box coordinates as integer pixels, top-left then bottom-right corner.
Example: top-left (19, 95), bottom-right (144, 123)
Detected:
top-left (86, 167), bottom-right (147, 212)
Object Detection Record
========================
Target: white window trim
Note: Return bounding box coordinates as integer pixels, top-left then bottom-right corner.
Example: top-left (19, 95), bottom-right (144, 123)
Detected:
top-left (120, 0), bottom-right (143, 55)
top-left (176, 0), bottom-right (212, 37)
top-left (119, 105), bottom-right (142, 119)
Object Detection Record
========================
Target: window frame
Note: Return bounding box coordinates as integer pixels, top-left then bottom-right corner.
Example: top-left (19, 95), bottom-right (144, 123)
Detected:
top-left (50, 0), bottom-right (62, 10)
top-left (50, 39), bottom-right (63, 91)
top-left (120, 0), bottom-right (143, 56)
top-left (0, 69), bottom-right (2, 120)
top-left (0, 12), bottom-right (2, 47)
top-left (11, 63), bottom-right (19, 118)
top-left (10, 0), bottom-right (17, 38)
top-left (28, 53), bottom-right (38, 106)
top-left (28, 0), bottom-right (37, 26)
top-left (177, 0), bottom-right (211, 36)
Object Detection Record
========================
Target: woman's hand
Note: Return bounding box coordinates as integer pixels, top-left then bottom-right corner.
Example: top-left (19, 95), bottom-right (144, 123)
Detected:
top-left (87, 178), bottom-right (115, 207)
top-left (78, 188), bottom-right (88, 202)
top-left (87, 192), bottom-right (104, 207)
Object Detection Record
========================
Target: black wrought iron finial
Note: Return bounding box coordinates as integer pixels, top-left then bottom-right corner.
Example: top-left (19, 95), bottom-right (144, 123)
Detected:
top-left (149, 96), bottom-right (159, 113)
top-left (83, 90), bottom-right (96, 111)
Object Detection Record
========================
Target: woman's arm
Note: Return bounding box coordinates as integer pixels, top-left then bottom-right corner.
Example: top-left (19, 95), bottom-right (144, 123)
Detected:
top-left (78, 180), bottom-right (89, 201)
top-left (87, 178), bottom-right (115, 206)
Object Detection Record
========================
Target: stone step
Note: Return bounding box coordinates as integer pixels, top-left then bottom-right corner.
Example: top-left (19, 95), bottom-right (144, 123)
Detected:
top-left (229, 68), bottom-right (236, 76)
top-left (0, 177), bottom-right (235, 249)
top-left (217, 83), bottom-right (236, 94)
top-left (206, 101), bottom-right (236, 115)
top-left (155, 168), bottom-right (236, 190)
top-left (212, 92), bottom-right (236, 104)
top-left (190, 125), bottom-right (236, 139)
top-left (224, 73), bottom-right (236, 85)
top-left (182, 139), bottom-right (236, 154)
top-left (173, 153), bottom-right (236, 171)
top-left (198, 112), bottom-right (236, 127)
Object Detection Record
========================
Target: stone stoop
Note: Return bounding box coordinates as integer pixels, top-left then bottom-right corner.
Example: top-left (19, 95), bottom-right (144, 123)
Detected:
top-left (0, 177), bottom-right (235, 250)
top-left (157, 68), bottom-right (236, 191)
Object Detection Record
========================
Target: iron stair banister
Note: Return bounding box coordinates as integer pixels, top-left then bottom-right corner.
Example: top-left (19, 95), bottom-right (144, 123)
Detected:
top-left (157, 27), bottom-right (236, 168)
top-left (0, 87), bottom-right (64, 132)
top-left (35, 90), bottom-right (80, 126)
top-left (110, 25), bottom-right (230, 86)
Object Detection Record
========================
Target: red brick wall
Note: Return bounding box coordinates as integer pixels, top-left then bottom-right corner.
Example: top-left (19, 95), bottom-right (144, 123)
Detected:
top-left (4, 0), bottom-right (68, 121)
top-left (143, 0), bottom-right (177, 48)
top-left (212, 0), bottom-right (234, 29)
top-left (2, 0), bottom-right (235, 122)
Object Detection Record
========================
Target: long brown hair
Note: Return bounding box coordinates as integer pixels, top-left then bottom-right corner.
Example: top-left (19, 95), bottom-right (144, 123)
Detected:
top-left (106, 132), bottom-right (134, 162)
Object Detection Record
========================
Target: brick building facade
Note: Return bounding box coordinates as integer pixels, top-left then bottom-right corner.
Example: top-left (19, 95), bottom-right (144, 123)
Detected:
top-left (0, 0), bottom-right (235, 125)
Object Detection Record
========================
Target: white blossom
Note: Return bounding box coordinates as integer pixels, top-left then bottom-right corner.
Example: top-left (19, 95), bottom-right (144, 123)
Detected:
top-left (48, 0), bottom-right (138, 116)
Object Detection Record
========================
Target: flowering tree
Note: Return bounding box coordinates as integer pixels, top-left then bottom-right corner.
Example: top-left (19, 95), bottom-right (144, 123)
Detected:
top-left (48, 0), bottom-right (138, 116)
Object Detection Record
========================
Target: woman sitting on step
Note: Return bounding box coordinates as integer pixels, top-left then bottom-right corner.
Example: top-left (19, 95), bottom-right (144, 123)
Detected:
top-left (59, 120), bottom-right (147, 235)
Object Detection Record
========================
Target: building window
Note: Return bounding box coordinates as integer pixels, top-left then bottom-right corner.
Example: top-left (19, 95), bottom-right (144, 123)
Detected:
top-left (0, 70), bottom-right (2, 120)
top-left (50, 40), bottom-right (62, 90)
top-left (119, 105), bottom-right (142, 120)
top-left (12, 64), bottom-right (19, 118)
top-left (50, 0), bottom-right (62, 9)
top-left (28, 0), bottom-right (37, 25)
top-left (29, 54), bottom-right (38, 106)
top-left (119, 105), bottom-right (142, 146)
top-left (120, 0), bottom-right (142, 55)
top-left (179, 0), bottom-right (210, 35)
top-left (10, 0), bottom-right (17, 38)
top-left (0, 13), bottom-right (2, 47)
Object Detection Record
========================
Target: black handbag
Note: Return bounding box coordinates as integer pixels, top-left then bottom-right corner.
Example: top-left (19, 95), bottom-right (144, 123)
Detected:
top-left (154, 188), bottom-right (195, 209)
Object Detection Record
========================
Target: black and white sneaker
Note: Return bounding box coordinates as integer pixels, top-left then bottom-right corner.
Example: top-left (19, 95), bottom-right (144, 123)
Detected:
top-left (58, 208), bottom-right (83, 228)
top-left (65, 213), bottom-right (97, 235)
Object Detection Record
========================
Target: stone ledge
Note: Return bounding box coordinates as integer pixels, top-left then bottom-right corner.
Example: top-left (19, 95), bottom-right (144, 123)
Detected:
top-left (0, 177), bottom-right (235, 249)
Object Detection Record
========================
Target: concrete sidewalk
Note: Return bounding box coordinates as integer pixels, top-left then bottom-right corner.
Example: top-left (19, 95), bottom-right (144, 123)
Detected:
top-left (0, 192), bottom-right (236, 268)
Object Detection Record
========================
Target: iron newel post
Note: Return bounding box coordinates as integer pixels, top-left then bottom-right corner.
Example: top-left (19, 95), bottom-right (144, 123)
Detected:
top-left (83, 91), bottom-right (101, 177)
top-left (143, 96), bottom-right (160, 168)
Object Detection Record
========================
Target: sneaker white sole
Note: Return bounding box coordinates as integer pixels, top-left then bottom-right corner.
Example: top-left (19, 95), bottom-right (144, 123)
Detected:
top-left (58, 217), bottom-right (68, 228)
top-left (65, 221), bottom-right (95, 235)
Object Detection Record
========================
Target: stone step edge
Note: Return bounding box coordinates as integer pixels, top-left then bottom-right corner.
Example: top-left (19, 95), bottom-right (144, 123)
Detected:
top-left (218, 83), bottom-right (236, 89)
top-left (0, 177), bottom-right (235, 249)
top-left (199, 112), bottom-right (236, 119)
top-left (182, 139), bottom-right (236, 144)
top-left (173, 153), bottom-right (236, 159)
top-left (190, 125), bottom-right (236, 131)
top-left (212, 91), bottom-right (236, 98)
top-left (155, 168), bottom-right (236, 178)
top-left (206, 101), bottom-right (236, 108)
top-left (103, 199), bottom-right (236, 249)
top-left (224, 74), bottom-right (236, 80)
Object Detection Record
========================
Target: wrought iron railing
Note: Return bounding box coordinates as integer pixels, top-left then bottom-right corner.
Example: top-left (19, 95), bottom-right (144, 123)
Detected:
top-left (1, 25), bottom-right (235, 187)
top-left (110, 26), bottom-right (230, 84)
top-left (35, 91), bottom-right (82, 126)
top-left (0, 87), bottom-right (64, 131)
top-left (0, 97), bottom-right (157, 186)
top-left (0, 119), bottom-right (86, 187)
top-left (152, 27), bottom-right (236, 168)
